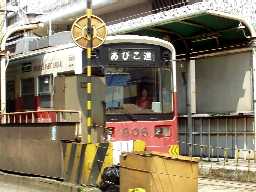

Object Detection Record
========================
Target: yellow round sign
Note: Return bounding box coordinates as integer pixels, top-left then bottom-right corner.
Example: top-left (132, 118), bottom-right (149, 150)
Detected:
top-left (71, 15), bottom-right (107, 49)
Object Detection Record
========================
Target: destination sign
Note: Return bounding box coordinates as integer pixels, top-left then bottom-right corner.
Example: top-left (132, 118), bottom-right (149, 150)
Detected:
top-left (93, 44), bottom-right (161, 67)
top-left (108, 49), bottom-right (156, 62)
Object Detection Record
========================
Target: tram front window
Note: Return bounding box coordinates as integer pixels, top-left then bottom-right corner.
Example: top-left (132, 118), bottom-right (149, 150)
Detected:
top-left (105, 67), bottom-right (173, 116)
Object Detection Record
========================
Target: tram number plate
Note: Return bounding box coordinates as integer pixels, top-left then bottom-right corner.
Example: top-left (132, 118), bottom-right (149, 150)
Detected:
top-left (122, 128), bottom-right (149, 137)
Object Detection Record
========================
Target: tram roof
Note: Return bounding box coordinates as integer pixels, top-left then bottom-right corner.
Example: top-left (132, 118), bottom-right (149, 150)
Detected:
top-left (108, 10), bottom-right (255, 57)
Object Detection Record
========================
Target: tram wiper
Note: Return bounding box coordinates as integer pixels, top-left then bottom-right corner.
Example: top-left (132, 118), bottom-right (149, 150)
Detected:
top-left (108, 107), bottom-right (137, 121)
top-left (119, 106), bottom-right (137, 121)
top-left (123, 112), bottom-right (137, 121)
top-left (121, 104), bottom-right (139, 121)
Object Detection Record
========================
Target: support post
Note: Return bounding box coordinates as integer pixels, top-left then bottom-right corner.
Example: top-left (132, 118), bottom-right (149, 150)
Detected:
top-left (1, 1), bottom-right (7, 118)
top-left (251, 40), bottom-right (256, 152)
top-left (0, 56), bottom-right (6, 117)
top-left (86, 0), bottom-right (93, 143)
top-left (186, 59), bottom-right (196, 155)
top-left (49, 19), bottom-right (52, 36)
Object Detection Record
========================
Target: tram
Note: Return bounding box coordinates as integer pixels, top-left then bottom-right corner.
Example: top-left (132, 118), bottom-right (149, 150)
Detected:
top-left (5, 34), bottom-right (178, 154)
top-left (93, 35), bottom-right (178, 153)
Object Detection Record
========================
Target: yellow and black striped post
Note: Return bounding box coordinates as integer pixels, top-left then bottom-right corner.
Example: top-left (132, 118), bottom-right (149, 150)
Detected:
top-left (71, 1), bottom-right (107, 143)
top-left (62, 142), bottom-right (113, 185)
top-left (86, 0), bottom-right (93, 143)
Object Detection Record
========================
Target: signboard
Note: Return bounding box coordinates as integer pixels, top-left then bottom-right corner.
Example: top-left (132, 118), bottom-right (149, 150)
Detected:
top-left (71, 14), bottom-right (107, 49)
top-left (19, 47), bottom-right (83, 77)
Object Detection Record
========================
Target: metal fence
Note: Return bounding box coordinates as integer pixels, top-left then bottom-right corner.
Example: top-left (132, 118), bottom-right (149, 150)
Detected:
top-left (179, 115), bottom-right (255, 158)
top-left (178, 115), bottom-right (256, 182)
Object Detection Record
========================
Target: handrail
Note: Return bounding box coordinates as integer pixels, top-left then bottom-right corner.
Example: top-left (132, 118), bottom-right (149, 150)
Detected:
top-left (0, 110), bottom-right (81, 124)
top-left (2, 109), bottom-right (80, 115)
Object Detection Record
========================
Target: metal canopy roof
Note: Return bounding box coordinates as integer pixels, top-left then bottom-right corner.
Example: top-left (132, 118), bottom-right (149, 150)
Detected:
top-left (109, 11), bottom-right (255, 57)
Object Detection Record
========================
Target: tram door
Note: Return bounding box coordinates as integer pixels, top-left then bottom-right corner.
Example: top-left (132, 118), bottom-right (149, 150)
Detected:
top-left (6, 80), bottom-right (15, 112)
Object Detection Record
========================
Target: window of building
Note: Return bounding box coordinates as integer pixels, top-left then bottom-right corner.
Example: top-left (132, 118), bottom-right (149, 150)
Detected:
top-left (38, 75), bottom-right (52, 108)
top-left (21, 78), bottom-right (35, 110)
top-left (6, 80), bottom-right (15, 112)
top-left (7, 15), bottom-right (18, 27)
top-left (10, 0), bottom-right (18, 6)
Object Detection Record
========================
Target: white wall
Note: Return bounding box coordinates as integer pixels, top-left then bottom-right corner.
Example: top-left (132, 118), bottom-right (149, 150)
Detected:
top-left (7, 46), bottom-right (83, 97)
top-left (196, 51), bottom-right (253, 113)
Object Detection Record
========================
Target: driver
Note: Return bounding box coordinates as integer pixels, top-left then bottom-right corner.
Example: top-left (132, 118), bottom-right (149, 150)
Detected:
top-left (136, 88), bottom-right (152, 109)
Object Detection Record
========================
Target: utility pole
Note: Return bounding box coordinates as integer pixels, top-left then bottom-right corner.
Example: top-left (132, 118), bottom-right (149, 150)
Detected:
top-left (86, 0), bottom-right (93, 143)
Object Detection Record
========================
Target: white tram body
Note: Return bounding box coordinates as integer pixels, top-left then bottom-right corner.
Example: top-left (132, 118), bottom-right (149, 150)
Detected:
top-left (7, 44), bottom-right (83, 111)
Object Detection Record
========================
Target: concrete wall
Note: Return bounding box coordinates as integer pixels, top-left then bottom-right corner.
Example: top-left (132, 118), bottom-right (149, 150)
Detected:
top-left (196, 51), bottom-right (253, 113)
top-left (0, 124), bottom-right (77, 178)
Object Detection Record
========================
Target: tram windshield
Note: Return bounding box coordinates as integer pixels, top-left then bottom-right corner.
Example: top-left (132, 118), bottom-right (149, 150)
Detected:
top-left (105, 66), bottom-right (173, 116)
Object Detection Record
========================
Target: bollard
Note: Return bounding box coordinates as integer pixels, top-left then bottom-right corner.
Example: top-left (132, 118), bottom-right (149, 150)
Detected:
top-left (216, 147), bottom-right (221, 162)
top-left (211, 147), bottom-right (214, 159)
top-left (208, 145), bottom-right (211, 161)
top-left (254, 150), bottom-right (256, 163)
top-left (210, 147), bottom-right (214, 167)
top-left (236, 149), bottom-right (240, 168)
top-left (248, 150), bottom-right (251, 172)
top-left (189, 143), bottom-right (193, 157)
top-left (204, 146), bottom-right (208, 158)
top-left (224, 148), bottom-right (228, 166)
top-left (200, 145), bottom-right (203, 161)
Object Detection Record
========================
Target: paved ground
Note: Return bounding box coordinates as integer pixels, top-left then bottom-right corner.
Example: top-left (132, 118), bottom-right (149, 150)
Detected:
top-left (198, 177), bottom-right (256, 192)
top-left (1, 166), bottom-right (256, 192)
top-left (0, 171), bottom-right (80, 192)
top-left (0, 178), bottom-right (255, 192)
top-left (199, 158), bottom-right (256, 172)
top-left (0, 181), bottom-right (48, 192)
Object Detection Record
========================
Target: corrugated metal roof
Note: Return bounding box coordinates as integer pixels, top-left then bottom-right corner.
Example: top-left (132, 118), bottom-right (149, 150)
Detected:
top-left (107, 0), bottom-right (256, 57)
top-left (108, 0), bottom-right (256, 35)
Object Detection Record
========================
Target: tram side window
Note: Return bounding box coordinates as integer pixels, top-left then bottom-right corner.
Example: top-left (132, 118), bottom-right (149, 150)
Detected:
top-left (6, 80), bottom-right (15, 112)
top-left (161, 69), bottom-right (173, 113)
top-left (21, 78), bottom-right (35, 110)
top-left (38, 75), bottom-right (52, 108)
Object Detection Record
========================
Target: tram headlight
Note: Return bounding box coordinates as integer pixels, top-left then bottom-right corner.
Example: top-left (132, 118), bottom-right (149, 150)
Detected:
top-left (105, 127), bottom-right (115, 141)
top-left (106, 127), bottom-right (114, 135)
top-left (154, 126), bottom-right (171, 137)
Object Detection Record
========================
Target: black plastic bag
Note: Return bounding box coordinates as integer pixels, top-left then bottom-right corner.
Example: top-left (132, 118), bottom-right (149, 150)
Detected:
top-left (100, 165), bottom-right (120, 192)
